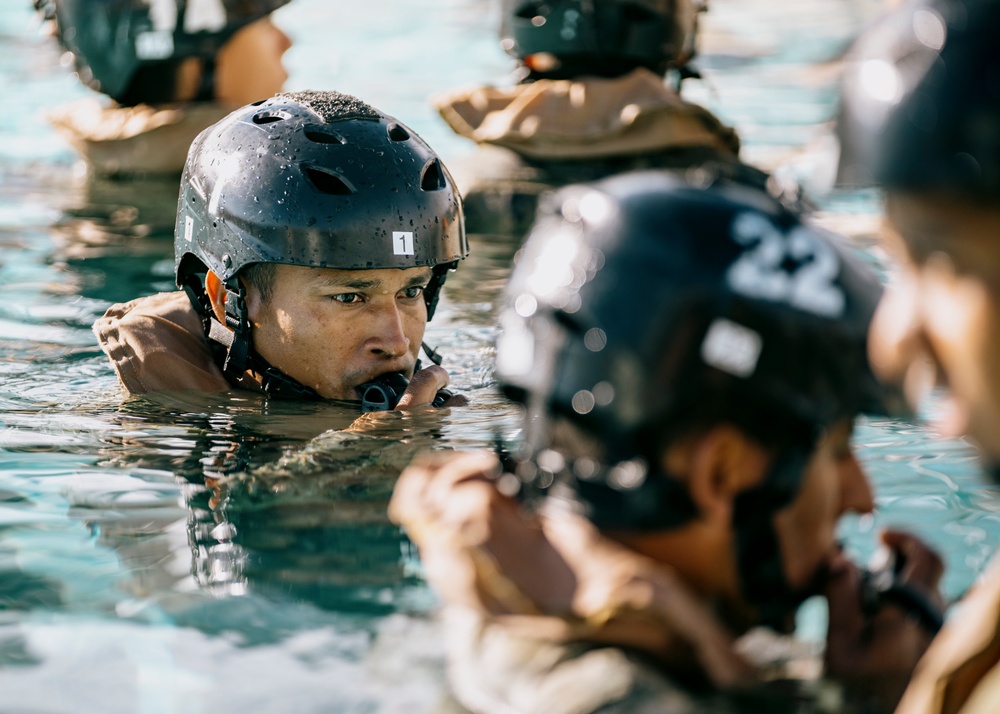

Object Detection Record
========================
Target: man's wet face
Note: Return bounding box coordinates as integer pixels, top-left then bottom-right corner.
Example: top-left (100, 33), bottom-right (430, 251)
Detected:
top-left (243, 264), bottom-right (432, 400)
top-left (773, 420), bottom-right (874, 598)
top-left (869, 193), bottom-right (1000, 465)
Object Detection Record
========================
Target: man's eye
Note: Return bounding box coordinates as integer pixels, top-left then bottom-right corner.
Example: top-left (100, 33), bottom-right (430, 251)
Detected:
top-left (332, 293), bottom-right (362, 304)
top-left (402, 286), bottom-right (425, 299)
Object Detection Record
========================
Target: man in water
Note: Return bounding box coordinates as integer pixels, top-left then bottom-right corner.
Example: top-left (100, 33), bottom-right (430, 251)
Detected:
top-left (389, 169), bottom-right (942, 711)
top-left (93, 89), bottom-right (468, 410)
top-left (37, 0), bottom-right (293, 175)
top-left (432, 0), bottom-right (771, 238)
top-left (836, 0), bottom-right (1000, 711)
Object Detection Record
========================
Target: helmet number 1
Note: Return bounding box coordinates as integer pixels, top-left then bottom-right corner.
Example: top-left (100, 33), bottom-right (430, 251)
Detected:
top-left (726, 213), bottom-right (845, 318)
top-left (393, 231), bottom-right (415, 256)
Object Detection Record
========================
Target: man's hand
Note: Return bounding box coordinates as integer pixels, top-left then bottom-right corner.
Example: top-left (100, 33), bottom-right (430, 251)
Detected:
top-left (824, 530), bottom-right (945, 713)
top-left (395, 364), bottom-right (467, 409)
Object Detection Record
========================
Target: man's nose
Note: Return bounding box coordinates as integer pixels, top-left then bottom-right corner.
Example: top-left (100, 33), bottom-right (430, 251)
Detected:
top-left (275, 25), bottom-right (292, 55)
top-left (839, 450), bottom-right (875, 516)
top-left (369, 303), bottom-right (410, 357)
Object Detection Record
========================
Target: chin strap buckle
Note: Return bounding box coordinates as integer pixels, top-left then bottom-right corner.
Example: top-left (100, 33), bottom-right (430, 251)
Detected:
top-left (220, 280), bottom-right (251, 379)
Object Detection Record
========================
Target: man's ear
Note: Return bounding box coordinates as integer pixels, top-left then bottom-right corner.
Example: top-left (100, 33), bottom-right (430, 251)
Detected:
top-left (668, 425), bottom-right (772, 523)
top-left (205, 270), bottom-right (227, 324)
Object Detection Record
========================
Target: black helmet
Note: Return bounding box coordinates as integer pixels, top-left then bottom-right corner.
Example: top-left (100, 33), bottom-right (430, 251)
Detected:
top-left (497, 169), bottom-right (897, 524)
top-left (496, 169), bottom-right (900, 626)
top-left (175, 90), bottom-right (468, 395)
top-left (499, 0), bottom-right (700, 79)
top-left (836, 0), bottom-right (1000, 201)
top-left (40, 0), bottom-right (290, 105)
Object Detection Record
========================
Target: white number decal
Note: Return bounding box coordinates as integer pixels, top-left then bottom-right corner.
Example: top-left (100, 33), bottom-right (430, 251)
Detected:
top-left (393, 231), bottom-right (414, 256)
top-left (726, 212), bottom-right (845, 317)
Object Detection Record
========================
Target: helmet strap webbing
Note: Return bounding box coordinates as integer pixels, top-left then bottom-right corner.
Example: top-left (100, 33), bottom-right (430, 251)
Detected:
top-left (174, 0), bottom-right (219, 102)
top-left (732, 441), bottom-right (817, 629)
top-left (221, 279), bottom-right (252, 379)
top-left (424, 261), bottom-right (455, 321)
top-left (194, 57), bottom-right (217, 103)
top-left (184, 275), bottom-right (324, 400)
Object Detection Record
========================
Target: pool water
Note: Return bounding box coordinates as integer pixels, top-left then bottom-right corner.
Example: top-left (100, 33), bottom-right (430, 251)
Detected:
top-left (0, 0), bottom-right (997, 711)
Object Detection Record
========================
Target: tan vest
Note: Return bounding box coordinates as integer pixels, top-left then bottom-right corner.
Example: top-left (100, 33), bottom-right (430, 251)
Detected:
top-left (432, 68), bottom-right (740, 161)
top-left (896, 555), bottom-right (1000, 714)
top-left (93, 291), bottom-right (231, 394)
top-left (387, 462), bottom-right (831, 712)
top-left (47, 99), bottom-right (231, 176)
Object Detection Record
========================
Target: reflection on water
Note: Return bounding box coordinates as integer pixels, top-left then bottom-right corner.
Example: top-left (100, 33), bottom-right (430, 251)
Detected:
top-left (0, 0), bottom-right (998, 710)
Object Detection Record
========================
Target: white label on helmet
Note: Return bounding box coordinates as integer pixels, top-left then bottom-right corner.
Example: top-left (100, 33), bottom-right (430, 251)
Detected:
top-left (184, 0), bottom-right (227, 33)
top-left (726, 212), bottom-right (845, 318)
top-left (393, 231), bottom-right (415, 256)
top-left (700, 318), bottom-right (762, 378)
top-left (184, 215), bottom-right (194, 243)
top-left (135, 31), bottom-right (174, 60)
top-left (147, 0), bottom-right (178, 31)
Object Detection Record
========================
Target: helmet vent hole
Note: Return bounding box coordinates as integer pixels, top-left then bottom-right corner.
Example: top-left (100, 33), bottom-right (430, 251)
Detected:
top-left (252, 110), bottom-right (292, 125)
top-left (420, 159), bottom-right (446, 191)
top-left (305, 167), bottom-right (355, 196)
top-left (387, 124), bottom-right (411, 142)
top-left (304, 127), bottom-right (346, 145)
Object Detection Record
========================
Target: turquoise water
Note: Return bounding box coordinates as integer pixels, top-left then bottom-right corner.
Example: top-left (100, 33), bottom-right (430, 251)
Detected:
top-left (1, 0), bottom-right (997, 710)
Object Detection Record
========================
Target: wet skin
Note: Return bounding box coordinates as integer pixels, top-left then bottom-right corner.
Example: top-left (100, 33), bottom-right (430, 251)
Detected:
top-left (207, 264), bottom-right (452, 403)
top-left (870, 192), bottom-right (1000, 462)
top-left (214, 16), bottom-right (292, 106)
top-left (612, 419), bottom-right (874, 633)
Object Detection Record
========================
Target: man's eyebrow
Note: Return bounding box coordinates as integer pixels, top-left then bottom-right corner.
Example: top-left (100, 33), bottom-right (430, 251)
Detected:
top-left (317, 277), bottom-right (381, 290)
top-left (315, 271), bottom-right (433, 291)
top-left (403, 271), bottom-right (434, 288)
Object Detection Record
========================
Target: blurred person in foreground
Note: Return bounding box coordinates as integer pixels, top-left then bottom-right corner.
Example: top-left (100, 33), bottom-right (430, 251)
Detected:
top-left (837, 0), bottom-right (1000, 712)
top-left (36, 0), bottom-right (293, 176)
top-left (433, 0), bottom-right (772, 238)
top-left (93, 89), bottom-right (468, 411)
top-left (389, 169), bottom-right (944, 713)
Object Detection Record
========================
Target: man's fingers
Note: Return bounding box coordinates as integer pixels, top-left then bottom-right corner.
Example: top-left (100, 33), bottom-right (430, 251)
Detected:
top-left (388, 450), bottom-right (501, 527)
top-left (880, 530), bottom-right (945, 592)
top-left (395, 365), bottom-right (450, 409)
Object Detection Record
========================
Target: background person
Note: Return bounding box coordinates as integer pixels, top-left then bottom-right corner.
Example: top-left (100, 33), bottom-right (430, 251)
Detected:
top-left (390, 169), bottom-right (943, 712)
top-left (432, 0), bottom-right (771, 238)
top-left (36, 0), bottom-right (293, 175)
top-left (836, 0), bottom-right (1000, 711)
top-left (94, 89), bottom-right (469, 409)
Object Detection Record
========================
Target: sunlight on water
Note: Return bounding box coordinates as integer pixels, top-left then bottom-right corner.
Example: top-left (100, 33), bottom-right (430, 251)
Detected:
top-left (0, 0), bottom-right (997, 710)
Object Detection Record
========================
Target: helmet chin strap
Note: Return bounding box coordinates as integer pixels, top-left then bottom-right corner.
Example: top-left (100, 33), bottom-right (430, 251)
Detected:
top-left (732, 439), bottom-right (821, 631)
top-left (184, 275), bottom-right (324, 400)
top-left (517, 406), bottom-right (822, 631)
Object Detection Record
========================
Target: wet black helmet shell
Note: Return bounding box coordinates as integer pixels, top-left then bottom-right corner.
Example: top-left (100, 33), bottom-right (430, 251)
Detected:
top-left (44, 0), bottom-right (289, 104)
top-left (497, 170), bottom-right (898, 466)
top-left (499, 0), bottom-right (699, 78)
top-left (175, 90), bottom-right (468, 307)
top-left (837, 0), bottom-right (1000, 201)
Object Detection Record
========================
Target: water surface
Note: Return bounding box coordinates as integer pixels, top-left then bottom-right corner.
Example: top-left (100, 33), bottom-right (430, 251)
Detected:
top-left (1, 1), bottom-right (997, 711)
